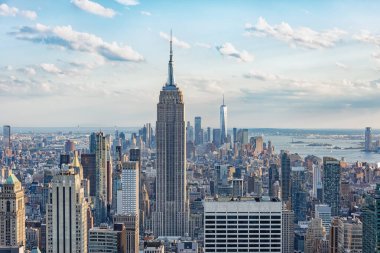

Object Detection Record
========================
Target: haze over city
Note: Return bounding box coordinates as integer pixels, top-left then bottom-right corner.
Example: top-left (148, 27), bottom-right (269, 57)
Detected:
top-left (2, 0), bottom-right (380, 128)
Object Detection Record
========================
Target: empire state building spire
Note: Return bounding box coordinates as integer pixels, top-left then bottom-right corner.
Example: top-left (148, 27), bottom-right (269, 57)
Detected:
top-left (166, 30), bottom-right (176, 87)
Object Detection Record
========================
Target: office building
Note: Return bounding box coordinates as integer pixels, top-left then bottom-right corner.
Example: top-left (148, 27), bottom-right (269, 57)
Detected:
top-left (212, 128), bottom-right (221, 147)
top-left (113, 214), bottom-right (139, 253)
top-left (281, 152), bottom-right (291, 202)
top-left (291, 167), bottom-right (307, 222)
top-left (312, 164), bottom-right (323, 200)
top-left (81, 154), bottom-right (96, 196)
top-left (365, 127), bottom-right (372, 152)
top-left (343, 217), bottom-right (362, 252)
top-left (152, 33), bottom-right (189, 237)
top-left (304, 218), bottom-right (326, 253)
top-left (329, 217), bottom-right (344, 253)
top-left (143, 241), bottom-right (165, 253)
top-left (46, 168), bottom-right (88, 253)
top-left (186, 121), bottom-right (194, 143)
top-left (90, 132), bottom-right (108, 223)
top-left (282, 205), bottom-right (294, 253)
top-left (2, 125), bottom-right (11, 150)
top-left (233, 127), bottom-right (237, 143)
top-left (236, 128), bottom-right (249, 144)
top-left (363, 184), bottom-right (380, 253)
top-left (204, 197), bottom-right (282, 252)
top-left (194, 116), bottom-right (203, 145)
top-left (315, 204), bottom-right (331, 236)
top-left (220, 95), bottom-right (227, 145)
top-left (0, 174), bottom-right (25, 250)
top-left (64, 140), bottom-right (75, 153)
top-left (268, 164), bottom-right (279, 198)
top-left (120, 161), bottom-right (139, 214)
top-left (323, 157), bottom-right (341, 216)
top-left (88, 223), bottom-right (126, 253)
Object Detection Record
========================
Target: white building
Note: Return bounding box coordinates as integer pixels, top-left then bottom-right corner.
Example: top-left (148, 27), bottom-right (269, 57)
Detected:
top-left (120, 161), bottom-right (139, 215)
top-left (204, 197), bottom-right (282, 252)
top-left (46, 169), bottom-right (88, 253)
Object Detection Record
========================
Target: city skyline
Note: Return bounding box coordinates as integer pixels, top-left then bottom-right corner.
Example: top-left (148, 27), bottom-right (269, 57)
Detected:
top-left (1, 1), bottom-right (380, 128)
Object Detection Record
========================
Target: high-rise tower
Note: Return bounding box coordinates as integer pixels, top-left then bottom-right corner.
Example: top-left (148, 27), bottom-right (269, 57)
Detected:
top-left (220, 95), bottom-right (227, 145)
top-left (323, 157), bottom-right (341, 216)
top-left (152, 32), bottom-right (189, 237)
top-left (46, 168), bottom-right (88, 253)
top-left (0, 174), bottom-right (25, 250)
top-left (2, 125), bottom-right (11, 150)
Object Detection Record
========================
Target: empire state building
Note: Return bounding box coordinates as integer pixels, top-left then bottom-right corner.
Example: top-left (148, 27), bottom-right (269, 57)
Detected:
top-left (152, 33), bottom-right (189, 236)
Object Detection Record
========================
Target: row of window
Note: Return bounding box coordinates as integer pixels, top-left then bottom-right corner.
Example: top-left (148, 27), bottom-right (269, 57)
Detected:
top-left (205, 215), bottom-right (281, 220)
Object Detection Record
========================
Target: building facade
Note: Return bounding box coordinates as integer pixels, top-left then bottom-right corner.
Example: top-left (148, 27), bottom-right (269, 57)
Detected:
top-left (46, 169), bottom-right (88, 253)
top-left (204, 197), bottom-right (282, 252)
top-left (323, 157), bottom-right (341, 216)
top-left (0, 174), bottom-right (25, 250)
top-left (152, 34), bottom-right (189, 237)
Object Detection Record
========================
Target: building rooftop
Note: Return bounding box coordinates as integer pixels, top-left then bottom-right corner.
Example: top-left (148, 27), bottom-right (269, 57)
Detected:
top-left (5, 174), bottom-right (20, 185)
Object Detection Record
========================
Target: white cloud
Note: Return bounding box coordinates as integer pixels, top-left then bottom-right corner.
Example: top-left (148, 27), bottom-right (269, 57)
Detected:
top-left (71, 0), bottom-right (116, 18)
top-left (41, 63), bottom-right (62, 74)
top-left (244, 70), bottom-right (279, 81)
top-left (10, 23), bottom-right (144, 62)
top-left (20, 10), bottom-right (37, 20)
top-left (335, 62), bottom-right (348, 69)
top-left (159, 32), bottom-right (191, 49)
top-left (195, 42), bottom-right (212, 49)
top-left (372, 52), bottom-right (380, 60)
top-left (0, 3), bottom-right (37, 20)
top-left (354, 31), bottom-right (380, 46)
top-left (140, 11), bottom-right (151, 16)
top-left (114, 0), bottom-right (139, 6)
top-left (245, 17), bottom-right (346, 49)
top-left (216, 42), bottom-right (254, 62)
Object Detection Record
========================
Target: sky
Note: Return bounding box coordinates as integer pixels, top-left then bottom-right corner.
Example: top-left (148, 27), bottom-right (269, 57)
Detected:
top-left (1, 0), bottom-right (380, 128)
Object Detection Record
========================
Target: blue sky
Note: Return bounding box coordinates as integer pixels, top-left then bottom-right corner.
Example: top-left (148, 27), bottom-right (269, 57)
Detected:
top-left (1, 0), bottom-right (380, 128)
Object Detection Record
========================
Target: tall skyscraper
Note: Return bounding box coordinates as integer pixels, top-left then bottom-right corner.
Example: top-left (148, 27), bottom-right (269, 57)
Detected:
top-left (330, 217), bottom-right (344, 253)
top-left (152, 33), bottom-right (189, 237)
top-left (0, 174), bottom-right (25, 251)
top-left (204, 197), bottom-right (282, 252)
top-left (120, 161), bottom-right (139, 214)
top-left (233, 127), bottom-right (237, 143)
top-left (206, 127), bottom-right (211, 142)
top-left (194, 116), bottom-right (203, 145)
top-left (186, 121), bottom-right (194, 143)
top-left (365, 127), bottom-right (372, 152)
top-left (220, 95), bottom-right (227, 145)
top-left (363, 184), bottom-right (380, 253)
top-left (291, 167), bottom-right (307, 222)
top-left (281, 152), bottom-right (291, 202)
top-left (268, 164), bottom-right (279, 198)
top-left (90, 132), bottom-right (108, 223)
top-left (282, 204), bottom-right (295, 253)
top-left (2, 125), bottom-right (11, 150)
top-left (212, 128), bottom-right (221, 147)
top-left (46, 168), bottom-right (88, 253)
top-left (81, 153), bottom-right (96, 196)
top-left (312, 164), bottom-right (323, 200)
top-left (323, 157), bottom-right (341, 216)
